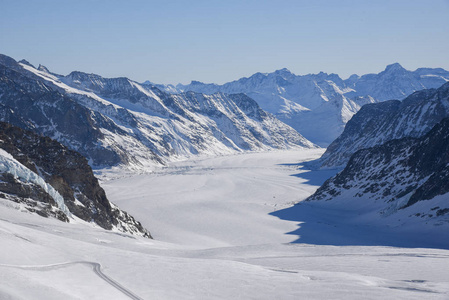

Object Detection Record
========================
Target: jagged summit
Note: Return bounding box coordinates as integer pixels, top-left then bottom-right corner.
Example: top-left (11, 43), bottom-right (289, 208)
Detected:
top-left (18, 59), bottom-right (34, 68)
top-left (274, 68), bottom-right (293, 75)
top-left (37, 64), bottom-right (50, 73)
top-left (154, 64), bottom-right (449, 146)
top-left (190, 80), bottom-right (207, 85)
top-left (383, 62), bottom-right (406, 72)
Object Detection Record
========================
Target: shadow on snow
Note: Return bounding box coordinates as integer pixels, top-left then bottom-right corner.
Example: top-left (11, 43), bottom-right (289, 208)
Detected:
top-left (271, 163), bottom-right (449, 250)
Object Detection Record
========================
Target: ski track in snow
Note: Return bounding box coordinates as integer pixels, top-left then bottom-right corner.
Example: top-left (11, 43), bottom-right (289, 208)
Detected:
top-left (0, 262), bottom-right (143, 300)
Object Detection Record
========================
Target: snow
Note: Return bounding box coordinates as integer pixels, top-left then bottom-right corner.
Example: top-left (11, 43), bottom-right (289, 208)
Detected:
top-left (17, 62), bottom-right (313, 170)
top-left (1, 149), bottom-right (448, 299)
top-left (169, 66), bottom-right (449, 146)
top-left (19, 63), bottom-right (120, 109)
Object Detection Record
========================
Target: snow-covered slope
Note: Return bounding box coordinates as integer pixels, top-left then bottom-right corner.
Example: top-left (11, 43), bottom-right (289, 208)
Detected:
top-left (0, 54), bottom-right (314, 171)
top-left (345, 63), bottom-right (449, 101)
top-left (320, 82), bottom-right (449, 168)
top-left (306, 117), bottom-right (449, 230)
top-left (0, 121), bottom-right (151, 237)
top-left (156, 64), bottom-right (449, 146)
top-left (2, 150), bottom-right (448, 299)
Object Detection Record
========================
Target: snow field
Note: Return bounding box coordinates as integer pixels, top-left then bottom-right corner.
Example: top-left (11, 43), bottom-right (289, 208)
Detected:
top-left (0, 149), bottom-right (448, 299)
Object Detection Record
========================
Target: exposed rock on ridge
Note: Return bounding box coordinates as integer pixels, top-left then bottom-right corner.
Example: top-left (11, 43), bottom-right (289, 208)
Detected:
top-left (319, 82), bottom-right (449, 168)
top-left (0, 54), bottom-right (313, 171)
top-left (307, 117), bottom-right (449, 223)
top-left (0, 121), bottom-right (151, 238)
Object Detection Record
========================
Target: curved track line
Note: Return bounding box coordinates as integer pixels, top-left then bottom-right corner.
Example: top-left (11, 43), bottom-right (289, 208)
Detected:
top-left (0, 261), bottom-right (143, 300)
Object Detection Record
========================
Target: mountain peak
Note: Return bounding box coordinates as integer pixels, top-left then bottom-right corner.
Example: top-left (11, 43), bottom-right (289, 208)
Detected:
top-left (37, 64), bottom-right (50, 73)
top-left (384, 62), bottom-right (406, 72)
top-left (18, 59), bottom-right (35, 68)
top-left (190, 80), bottom-right (205, 85)
top-left (274, 68), bottom-right (292, 75)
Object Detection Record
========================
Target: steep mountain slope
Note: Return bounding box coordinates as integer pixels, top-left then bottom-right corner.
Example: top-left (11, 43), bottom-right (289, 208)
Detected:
top-left (306, 117), bottom-right (449, 228)
top-left (158, 70), bottom-right (366, 145)
top-left (0, 54), bottom-right (314, 170)
top-left (155, 64), bottom-right (449, 145)
top-left (0, 121), bottom-right (151, 237)
top-left (319, 82), bottom-right (449, 168)
top-left (0, 55), bottom-right (137, 167)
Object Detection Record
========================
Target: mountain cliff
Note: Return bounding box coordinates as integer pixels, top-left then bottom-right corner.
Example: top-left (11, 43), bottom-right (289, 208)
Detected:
top-left (306, 117), bottom-right (449, 228)
top-left (0, 121), bottom-right (151, 237)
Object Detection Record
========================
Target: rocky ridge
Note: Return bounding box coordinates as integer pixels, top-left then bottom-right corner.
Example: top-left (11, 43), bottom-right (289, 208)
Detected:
top-left (0, 54), bottom-right (314, 171)
top-left (306, 117), bottom-right (449, 225)
top-left (319, 82), bottom-right (449, 168)
top-left (0, 121), bottom-right (151, 237)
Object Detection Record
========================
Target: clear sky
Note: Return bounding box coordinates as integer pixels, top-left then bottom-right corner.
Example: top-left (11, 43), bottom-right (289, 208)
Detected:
top-left (1, 0), bottom-right (448, 84)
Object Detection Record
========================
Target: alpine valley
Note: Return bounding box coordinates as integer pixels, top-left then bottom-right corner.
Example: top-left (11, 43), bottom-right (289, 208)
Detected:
top-left (1, 53), bottom-right (449, 300)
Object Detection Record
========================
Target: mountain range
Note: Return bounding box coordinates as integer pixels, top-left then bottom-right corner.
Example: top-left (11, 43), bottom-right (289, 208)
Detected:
top-left (148, 63), bottom-right (449, 146)
top-left (0, 53), bottom-right (316, 233)
top-left (0, 54), bottom-right (313, 171)
top-left (319, 82), bottom-right (449, 168)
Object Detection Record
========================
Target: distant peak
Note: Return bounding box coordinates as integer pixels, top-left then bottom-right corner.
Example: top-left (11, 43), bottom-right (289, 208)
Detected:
top-left (275, 67), bottom-right (292, 74)
top-left (190, 80), bottom-right (205, 85)
top-left (37, 64), bottom-right (50, 73)
top-left (384, 63), bottom-right (405, 72)
top-left (18, 59), bottom-right (35, 68)
top-left (274, 68), bottom-right (293, 76)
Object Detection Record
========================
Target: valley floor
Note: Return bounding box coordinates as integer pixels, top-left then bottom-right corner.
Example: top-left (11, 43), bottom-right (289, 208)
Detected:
top-left (1, 149), bottom-right (448, 299)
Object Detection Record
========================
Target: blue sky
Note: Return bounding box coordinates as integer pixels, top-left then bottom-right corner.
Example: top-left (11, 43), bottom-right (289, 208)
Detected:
top-left (1, 0), bottom-right (448, 84)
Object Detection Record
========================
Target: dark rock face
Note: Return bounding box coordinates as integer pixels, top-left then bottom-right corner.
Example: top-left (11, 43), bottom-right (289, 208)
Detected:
top-left (0, 122), bottom-right (151, 238)
top-left (319, 82), bottom-right (449, 168)
top-left (0, 56), bottom-right (124, 166)
top-left (307, 117), bottom-right (449, 219)
top-left (0, 173), bottom-right (69, 222)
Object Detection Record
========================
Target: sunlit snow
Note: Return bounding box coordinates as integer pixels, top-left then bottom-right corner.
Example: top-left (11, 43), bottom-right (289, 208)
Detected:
top-left (1, 150), bottom-right (448, 299)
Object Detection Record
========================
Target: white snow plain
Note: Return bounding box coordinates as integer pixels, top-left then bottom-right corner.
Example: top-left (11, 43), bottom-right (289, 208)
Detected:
top-left (1, 149), bottom-right (448, 299)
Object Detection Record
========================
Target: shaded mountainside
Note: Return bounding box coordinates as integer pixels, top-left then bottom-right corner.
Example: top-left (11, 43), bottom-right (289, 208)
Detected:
top-left (0, 54), bottom-right (313, 170)
top-left (0, 55), bottom-right (133, 167)
top-left (319, 82), bottom-right (449, 168)
top-left (152, 64), bottom-right (449, 146)
top-left (307, 117), bottom-right (449, 225)
top-left (0, 122), bottom-right (151, 238)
